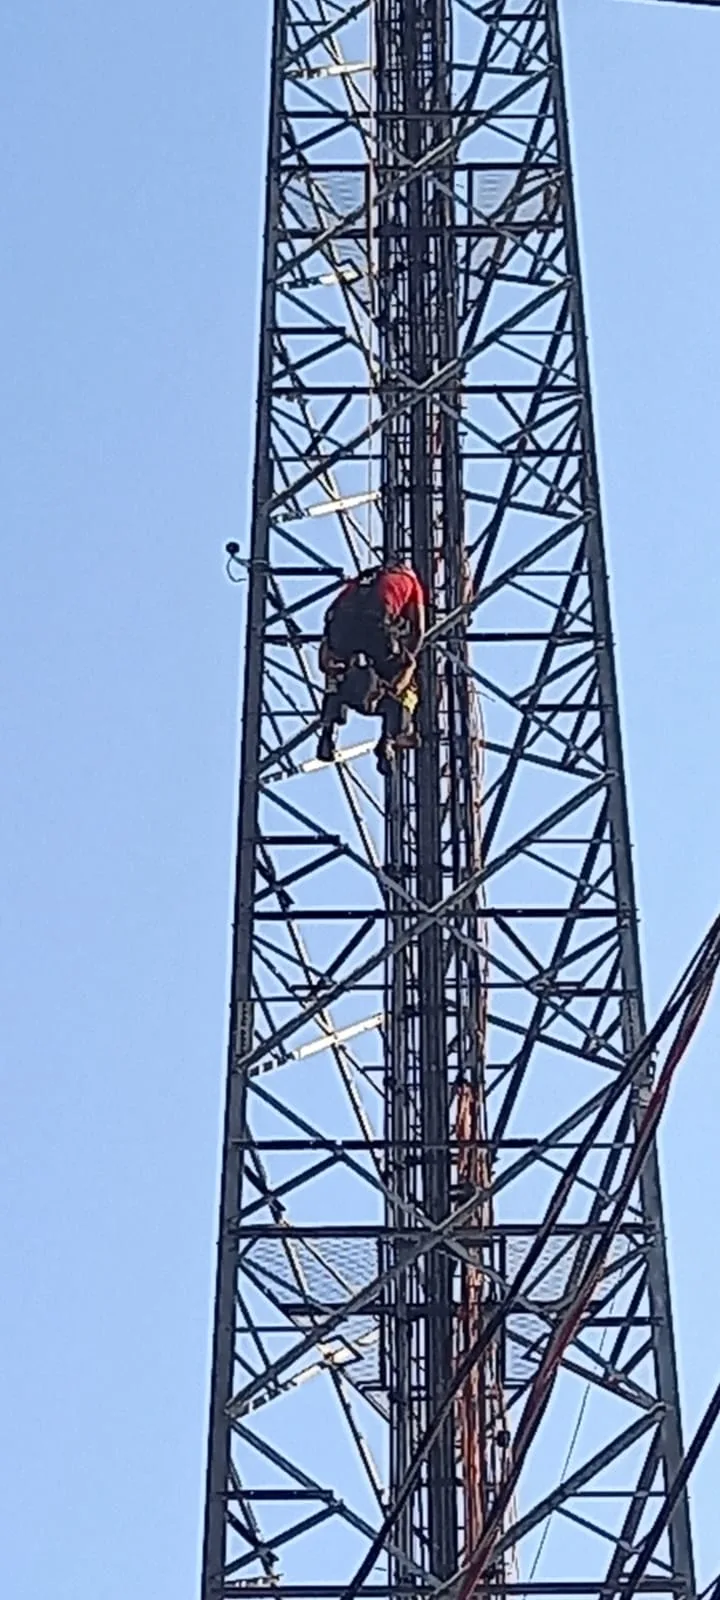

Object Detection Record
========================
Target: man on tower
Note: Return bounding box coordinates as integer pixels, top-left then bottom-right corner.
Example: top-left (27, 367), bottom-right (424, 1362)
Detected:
top-left (316, 558), bottom-right (426, 774)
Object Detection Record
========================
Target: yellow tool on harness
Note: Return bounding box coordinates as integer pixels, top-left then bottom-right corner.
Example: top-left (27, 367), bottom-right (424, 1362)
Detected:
top-left (398, 680), bottom-right (418, 716)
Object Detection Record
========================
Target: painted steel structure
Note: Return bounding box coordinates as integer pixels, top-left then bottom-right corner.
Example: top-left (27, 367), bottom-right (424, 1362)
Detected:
top-left (201, 3), bottom-right (695, 1598)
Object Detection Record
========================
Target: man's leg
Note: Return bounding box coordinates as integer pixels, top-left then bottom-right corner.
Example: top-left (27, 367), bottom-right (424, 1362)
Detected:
top-left (393, 678), bottom-right (420, 749)
top-left (374, 694), bottom-right (403, 775)
top-left (317, 716), bottom-right (338, 763)
top-left (373, 672), bottom-right (420, 771)
top-left (317, 666), bottom-right (347, 762)
top-left (319, 601), bottom-right (374, 761)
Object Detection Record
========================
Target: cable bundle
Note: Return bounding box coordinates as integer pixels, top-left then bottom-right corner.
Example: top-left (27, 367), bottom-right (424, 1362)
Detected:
top-left (341, 909), bottom-right (720, 1600)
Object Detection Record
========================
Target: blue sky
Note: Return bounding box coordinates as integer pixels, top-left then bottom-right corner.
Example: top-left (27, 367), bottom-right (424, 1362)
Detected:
top-left (2, 1), bottom-right (720, 1595)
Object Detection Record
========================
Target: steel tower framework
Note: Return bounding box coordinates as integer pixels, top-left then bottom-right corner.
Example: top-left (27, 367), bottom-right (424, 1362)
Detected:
top-left (202, 3), bottom-right (694, 1597)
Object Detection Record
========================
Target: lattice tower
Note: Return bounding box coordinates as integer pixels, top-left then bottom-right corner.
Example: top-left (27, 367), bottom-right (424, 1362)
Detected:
top-left (201, 5), bottom-right (695, 1599)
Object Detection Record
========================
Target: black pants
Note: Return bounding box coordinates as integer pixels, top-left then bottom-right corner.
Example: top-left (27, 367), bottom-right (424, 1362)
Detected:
top-left (320, 595), bottom-right (414, 761)
top-left (377, 692), bottom-right (405, 742)
top-left (326, 594), bottom-right (401, 682)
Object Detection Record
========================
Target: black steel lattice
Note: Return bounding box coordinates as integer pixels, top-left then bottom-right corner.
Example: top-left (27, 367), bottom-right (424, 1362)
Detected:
top-left (201, 3), bottom-right (694, 1598)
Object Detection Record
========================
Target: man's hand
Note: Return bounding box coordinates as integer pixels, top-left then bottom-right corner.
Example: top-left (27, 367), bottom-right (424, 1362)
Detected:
top-left (392, 659), bottom-right (416, 697)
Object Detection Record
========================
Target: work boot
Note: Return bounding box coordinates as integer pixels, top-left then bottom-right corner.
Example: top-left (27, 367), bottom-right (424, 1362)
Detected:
top-left (317, 729), bottom-right (337, 764)
top-left (394, 728), bottom-right (421, 750)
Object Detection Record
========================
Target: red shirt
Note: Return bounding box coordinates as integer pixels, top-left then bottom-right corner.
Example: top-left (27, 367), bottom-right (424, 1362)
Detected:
top-left (340, 568), bottom-right (425, 619)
